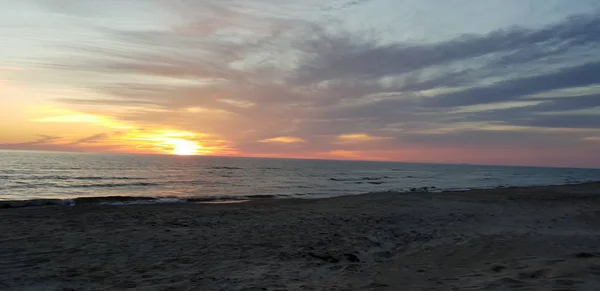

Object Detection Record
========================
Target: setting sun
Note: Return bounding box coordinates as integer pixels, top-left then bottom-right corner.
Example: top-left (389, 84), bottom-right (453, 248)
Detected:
top-left (171, 139), bottom-right (201, 156)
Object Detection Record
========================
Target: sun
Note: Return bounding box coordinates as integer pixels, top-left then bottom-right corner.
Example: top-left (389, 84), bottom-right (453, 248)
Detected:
top-left (171, 139), bottom-right (201, 156)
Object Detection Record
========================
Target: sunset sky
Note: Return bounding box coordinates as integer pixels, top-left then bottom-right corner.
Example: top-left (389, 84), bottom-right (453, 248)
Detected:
top-left (1, 0), bottom-right (600, 167)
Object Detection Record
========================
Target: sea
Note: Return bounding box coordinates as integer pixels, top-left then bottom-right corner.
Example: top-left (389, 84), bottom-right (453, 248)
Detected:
top-left (1, 150), bottom-right (599, 205)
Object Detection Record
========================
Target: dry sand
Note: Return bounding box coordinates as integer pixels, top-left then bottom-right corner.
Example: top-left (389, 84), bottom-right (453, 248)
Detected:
top-left (1, 182), bottom-right (600, 291)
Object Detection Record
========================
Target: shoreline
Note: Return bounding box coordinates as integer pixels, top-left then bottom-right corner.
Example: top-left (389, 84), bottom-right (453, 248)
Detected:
top-left (2, 181), bottom-right (600, 290)
top-left (2, 180), bottom-right (599, 209)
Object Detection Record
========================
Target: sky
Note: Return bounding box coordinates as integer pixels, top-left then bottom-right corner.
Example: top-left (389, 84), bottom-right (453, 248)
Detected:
top-left (1, 0), bottom-right (600, 168)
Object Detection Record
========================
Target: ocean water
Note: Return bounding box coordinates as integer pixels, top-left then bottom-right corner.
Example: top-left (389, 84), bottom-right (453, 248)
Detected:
top-left (1, 150), bottom-right (599, 203)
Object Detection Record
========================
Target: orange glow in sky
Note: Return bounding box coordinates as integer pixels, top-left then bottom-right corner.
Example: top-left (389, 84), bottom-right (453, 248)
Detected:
top-left (2, 1), bottom-right (600, 168)
top-left (128, 131), bottom-right (206, 156)
top-left (0, 101), bottom-right (216, 156)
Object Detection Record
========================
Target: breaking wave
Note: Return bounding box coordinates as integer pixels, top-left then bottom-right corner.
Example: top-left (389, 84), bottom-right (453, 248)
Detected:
top-left (0, 194), bottom-right (286, 209)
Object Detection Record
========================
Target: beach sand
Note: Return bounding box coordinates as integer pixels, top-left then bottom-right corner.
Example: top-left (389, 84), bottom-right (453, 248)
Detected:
top-left (1, 182), bottom-right (600, 290)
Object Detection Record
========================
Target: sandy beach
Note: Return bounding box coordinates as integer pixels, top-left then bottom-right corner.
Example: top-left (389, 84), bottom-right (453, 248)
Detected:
top-left (2, 182), bottom-right (600, 290)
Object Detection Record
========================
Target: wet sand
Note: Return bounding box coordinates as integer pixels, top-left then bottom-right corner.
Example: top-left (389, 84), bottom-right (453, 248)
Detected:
top-left (1, 182), bottom-right (600, 290)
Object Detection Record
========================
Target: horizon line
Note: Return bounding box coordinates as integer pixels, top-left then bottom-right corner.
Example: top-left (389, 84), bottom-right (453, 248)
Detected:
top-left (1, 148), bottom-right (598, 170)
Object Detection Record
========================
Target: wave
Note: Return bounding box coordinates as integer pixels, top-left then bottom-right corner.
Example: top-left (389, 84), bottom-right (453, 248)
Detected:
top-left (3, 181), bottom-right (599, 209)
top-left (351, 181), bottom-right (386, 185)
top-left (0, 175), bottom-right (146, 181)
top-left (3, 183), bottom-right (63, 190)
top-left (329, 176), bottom-right (390, 182)
top-left (186, 194), bottom-right (280, 202)
top-left (3, 182), bottom-right (161, 190)
top-left (2, 179), bottom-right (239, 190)
top-left (0, 193), bottom-right (285, 209)
top-left (406, 186), bottom-right (437, 192)
top-left (0, 199), bottom-right (75, 209)
top-left (57, 182), bottom-right (160, 188)
top-left (68, 176), bottom-right (145, 180)
top-left (90, 197), bottom-right (187, 206)
top-left (210, 166), bottom-right (243, 170)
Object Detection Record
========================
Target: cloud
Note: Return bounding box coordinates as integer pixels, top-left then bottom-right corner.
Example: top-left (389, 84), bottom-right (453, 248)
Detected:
top-left (21, 134), bottom-right (62, 145)
top-left (512, 115), bottom-right (600, 129)
top-left (291, 13), bottom-right (600, 85)
top-left (322, 0), bottom-right (373, 11)
top-left (31, 112), bottom-right (134, 129)
top-left (424, 62), bottom-right (600, 108)
top-left (0, 66), bottom-right (21, 71)
top-left (258, 136), bottom-right (306, 144)
top-left (72, 133), bottom-right (109, 145)
top-left (336, 133), bottom-right (392, 143)
top-left (0, 134), bottom-right (93, 152)
top-left (55, 98), bottom-right (159, 107)
top-left (25, 2), bottom-right (600, 166)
